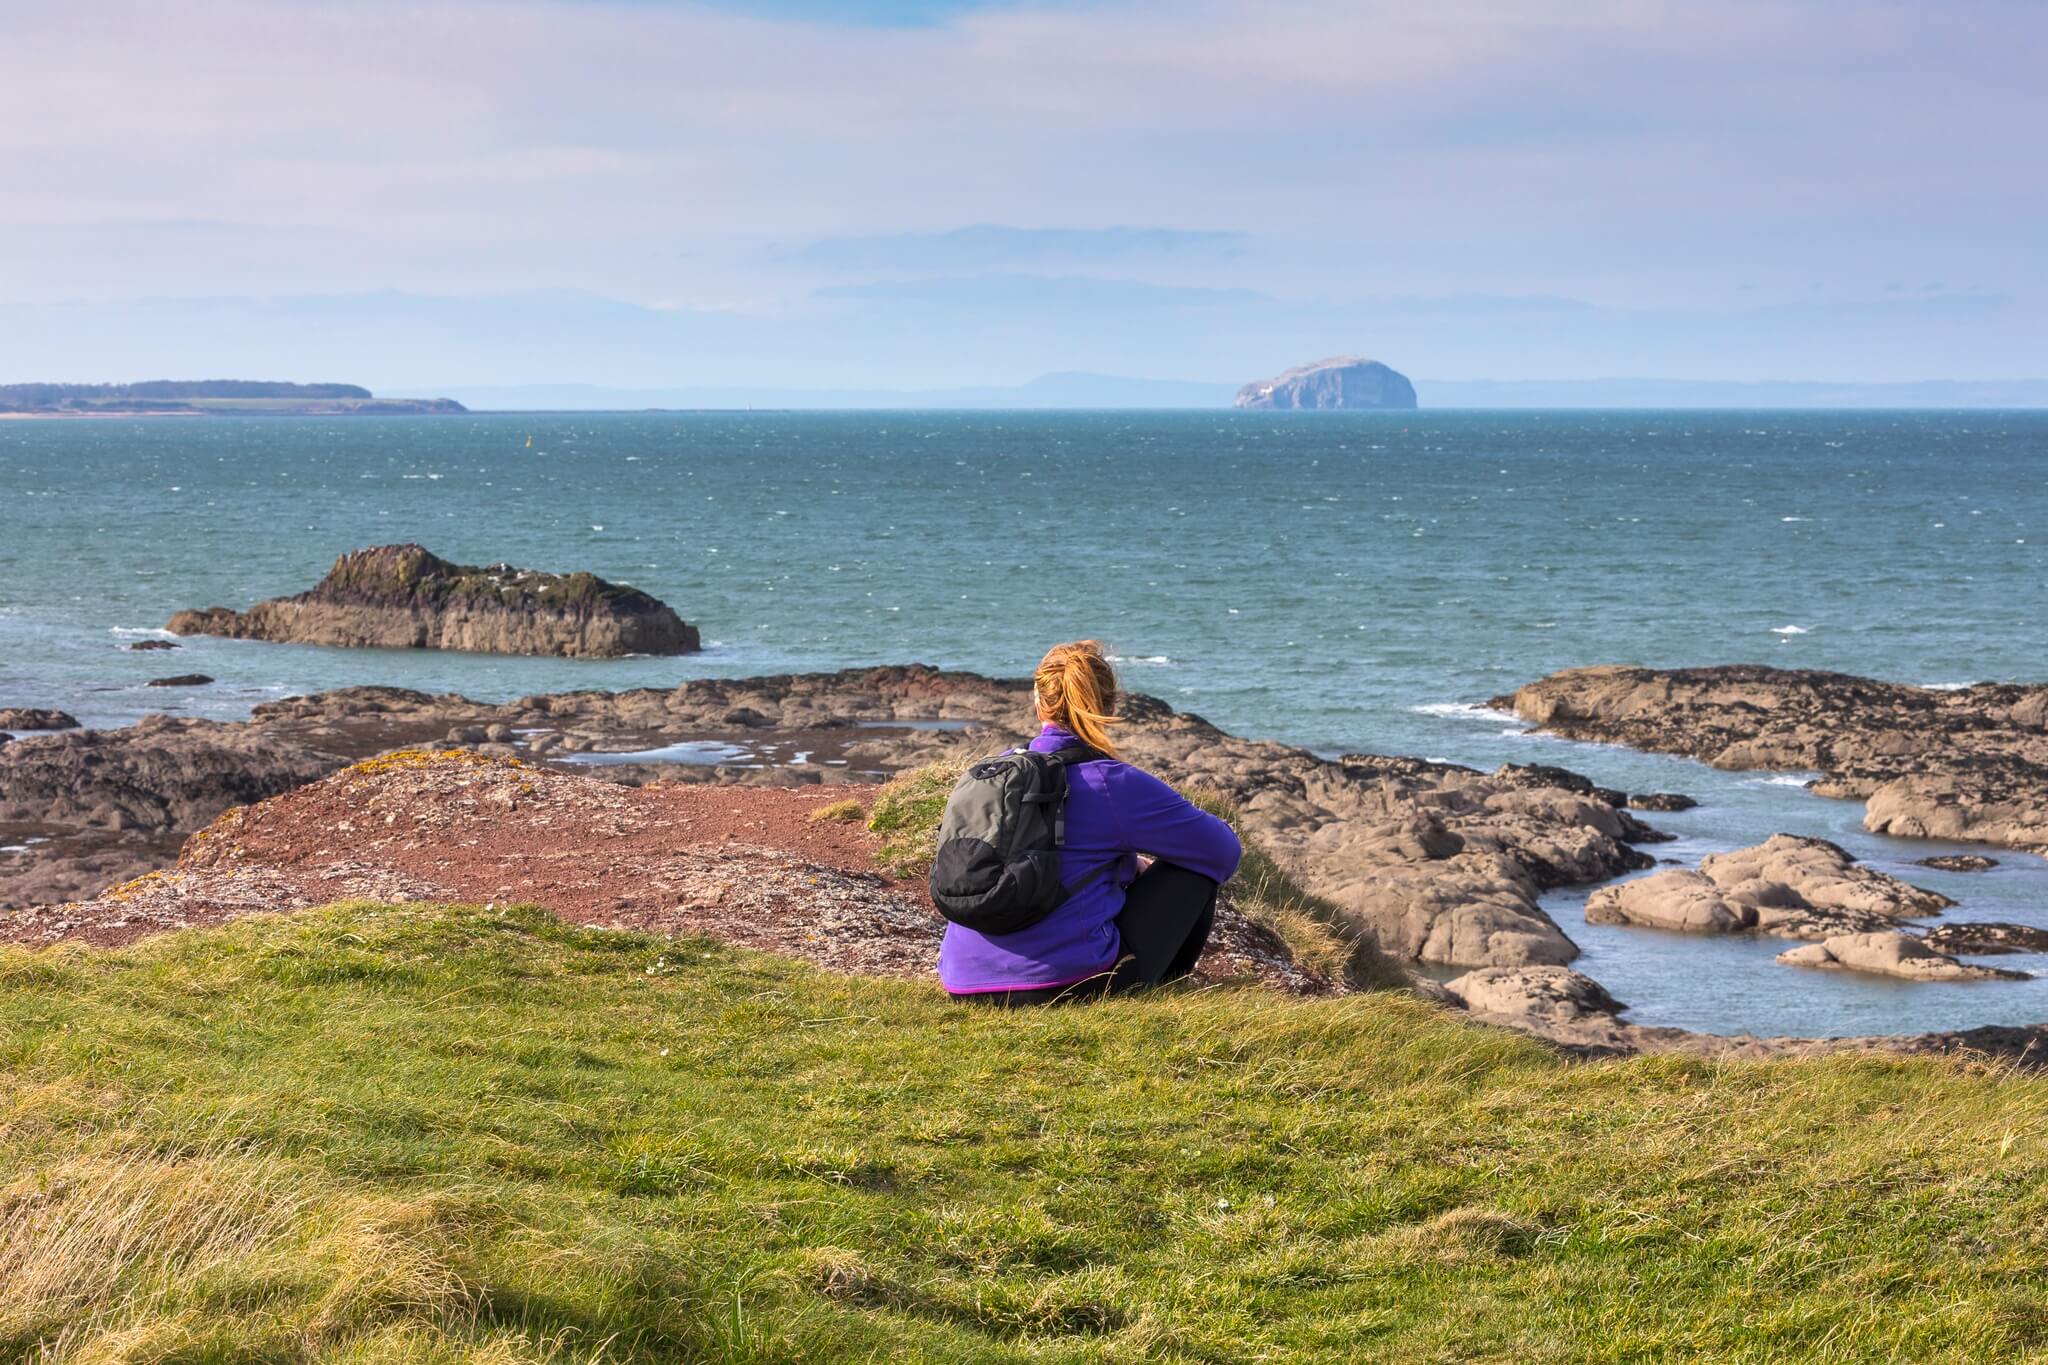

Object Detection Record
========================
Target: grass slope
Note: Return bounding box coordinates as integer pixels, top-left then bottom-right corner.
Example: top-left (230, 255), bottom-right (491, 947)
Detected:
top-left (2, 903), bottom-right (2044, 1362)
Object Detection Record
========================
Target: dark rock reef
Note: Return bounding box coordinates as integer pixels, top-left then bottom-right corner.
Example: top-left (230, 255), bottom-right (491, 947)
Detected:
top-left (167, 544), bottom-right (700, 658)
top-left (1235, 357), bottom-right (1417, 410)
top-left (0, 709), bottom-right (80, 731)
top-left (1500, 664), bottom-right (2048, 854)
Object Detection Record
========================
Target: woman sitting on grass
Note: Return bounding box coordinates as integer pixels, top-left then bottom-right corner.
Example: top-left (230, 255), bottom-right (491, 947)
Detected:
top-left (938, 640), bottom-right (1242, 1005)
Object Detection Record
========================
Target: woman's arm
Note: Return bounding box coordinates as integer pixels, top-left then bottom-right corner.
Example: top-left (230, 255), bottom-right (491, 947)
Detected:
top-left (1109, 765), bottom-right (1243, 884)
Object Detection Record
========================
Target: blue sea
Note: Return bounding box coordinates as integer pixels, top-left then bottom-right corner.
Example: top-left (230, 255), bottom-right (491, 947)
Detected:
top-left (3, 410), bottom-right (2044, 1037)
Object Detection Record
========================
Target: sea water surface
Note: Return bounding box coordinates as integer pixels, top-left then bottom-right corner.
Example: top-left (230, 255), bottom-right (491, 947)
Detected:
top-left (3, 410), bottom-right (2044, 1036)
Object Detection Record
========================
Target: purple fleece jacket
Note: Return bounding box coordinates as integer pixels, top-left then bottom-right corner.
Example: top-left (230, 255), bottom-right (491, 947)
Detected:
top-left (936, 722), bottom-right (1244, 994)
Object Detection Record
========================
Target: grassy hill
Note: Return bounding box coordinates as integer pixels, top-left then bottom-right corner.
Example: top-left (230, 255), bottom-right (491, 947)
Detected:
top-left (3, 901), bottom-right (2043, 1362)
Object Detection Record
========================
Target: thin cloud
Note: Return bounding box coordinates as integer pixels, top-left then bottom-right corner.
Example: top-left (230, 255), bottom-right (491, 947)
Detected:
top-left (782, 225), bottom-right (1252, 272)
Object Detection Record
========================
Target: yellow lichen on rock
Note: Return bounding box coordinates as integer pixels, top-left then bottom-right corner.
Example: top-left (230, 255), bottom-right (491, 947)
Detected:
top-left (346, 748), bottom-right (524, 778)
top-left (105, 870), bottom-right (181, 902)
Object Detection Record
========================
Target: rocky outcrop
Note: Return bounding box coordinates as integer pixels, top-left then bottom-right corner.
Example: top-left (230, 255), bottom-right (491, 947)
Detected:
top-left (1585, 835), bottom-right (1951, 940)
top-left (167, 544), bottom-right (699, 658)
top-left (8, 750), bottom-right (1334, 997)
top-left (1777, 932), bottom-right (2027, 982)
top-left (0, 716), bottom-right (343, 907)
top-left (1, 667), bottom-right (1664, 969)
top-left (1235, 357), bottom-right (1417, 410)
top-left (1500, 665), bottom-right (2048, 854)
top-left (1921, 922), bottom-right (2048, 956)
top-left (1444, 966), bottom-right (1623, 1024)
top-left (1, 709), bottom-right (81, 731)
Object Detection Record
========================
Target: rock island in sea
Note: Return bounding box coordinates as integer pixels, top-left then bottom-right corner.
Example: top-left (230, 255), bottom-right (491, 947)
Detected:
top-left (166, 543), bottom-right (700, 658)
top-left (1234, 357), bottom-right (1418, 410)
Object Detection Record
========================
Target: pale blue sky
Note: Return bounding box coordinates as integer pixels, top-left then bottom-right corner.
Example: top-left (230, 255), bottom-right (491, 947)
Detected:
top-left (1, 0), bottom-right (2042, 388)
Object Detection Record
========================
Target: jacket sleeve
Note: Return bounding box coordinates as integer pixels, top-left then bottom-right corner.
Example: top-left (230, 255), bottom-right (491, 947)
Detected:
top-left (1109, 764), bottom-right (1243, 884)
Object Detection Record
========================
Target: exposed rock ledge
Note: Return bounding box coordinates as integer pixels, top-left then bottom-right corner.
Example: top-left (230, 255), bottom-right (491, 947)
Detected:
top-left (1500, 664), bottom-right (2048, 854)
top-left (1, 666), bottom-right (1670, 968)
top-left (1440, 965), bottom-right (2047, 1068)
top-left (1586, 835), bottom-right (1952, 940)
top-left (1777, 932), bottom-right (2027, 983)
top-left (167, 544), bottom-right (699, 658)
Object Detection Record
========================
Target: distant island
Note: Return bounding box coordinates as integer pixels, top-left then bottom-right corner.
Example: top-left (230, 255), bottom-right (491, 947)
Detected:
top-left (1235, 357), bottom-right (1418, 410)
top-left (0, 380), bottom-right (465, 416)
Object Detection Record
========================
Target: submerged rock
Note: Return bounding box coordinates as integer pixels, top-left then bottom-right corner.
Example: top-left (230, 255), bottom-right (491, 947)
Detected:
top-left (1777, 932), bottom-right (2028, 982)
top-left (167, 543), bottom-right (700, 659)
top-left (1234, 357), bottom-right (1417, 410)
top-left (1500, 664), bottom-right (2048, 854)
top-left (128, 639), bottom-right (179, 651)
top-left (1585, 834), bottom-right (1951, 940)
top-left (147, 674), bottom-right (214, 688)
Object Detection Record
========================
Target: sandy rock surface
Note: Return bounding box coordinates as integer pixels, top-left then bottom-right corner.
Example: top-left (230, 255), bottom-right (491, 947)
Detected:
top-left (1585, 835), bottom-right (1950, 940)
top-left (1501, 664), bottom-right (2048, 854)
top-left (1776, 932), bottom-right (2028, 982)
top-left (1444, 966), bottom-right (1623, 1023)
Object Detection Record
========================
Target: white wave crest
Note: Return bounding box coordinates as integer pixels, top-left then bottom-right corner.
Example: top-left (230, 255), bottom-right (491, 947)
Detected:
top-left (1412, 701), bottom-right (1515, 725)
top-left (1770, 625), bottom-right (1809, 635)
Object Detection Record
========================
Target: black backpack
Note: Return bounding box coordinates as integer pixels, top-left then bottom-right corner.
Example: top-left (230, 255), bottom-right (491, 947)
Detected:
top-left (929, 747), bottom-right (1110, 935)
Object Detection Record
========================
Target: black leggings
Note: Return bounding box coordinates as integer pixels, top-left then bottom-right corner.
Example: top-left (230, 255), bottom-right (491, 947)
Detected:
top-left (961, 859), bottom-right (1219, 1007)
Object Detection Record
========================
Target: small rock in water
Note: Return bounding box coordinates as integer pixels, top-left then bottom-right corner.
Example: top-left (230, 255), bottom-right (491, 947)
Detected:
top-left (1627, 792), bottom-right (1698, 812)
top-left (0, 708), bottom-right (81, 731)
top-left (1915, 854), bottom-right (1998, 873)
top-left (1776, 931), bottom-right (2028, 982)
top-left (1921, 922), bottom-right (2048, 956)
top-left (147, 674), bottom-right (215, 688)
top-left (128, 640), bottom-right (179, 651)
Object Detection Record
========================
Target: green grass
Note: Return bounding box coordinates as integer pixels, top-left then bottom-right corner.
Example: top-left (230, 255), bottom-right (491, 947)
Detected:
top-left (2, 903), bottom-right (2044, 1362)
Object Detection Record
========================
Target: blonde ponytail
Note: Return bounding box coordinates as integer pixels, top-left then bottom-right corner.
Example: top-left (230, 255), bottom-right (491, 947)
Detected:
top-left (1034, 640), bottom-right (1121, 757)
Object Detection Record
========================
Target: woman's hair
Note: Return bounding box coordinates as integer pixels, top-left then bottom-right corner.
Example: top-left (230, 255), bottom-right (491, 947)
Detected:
top-left (1034, 640), bottom-right (1121, 757)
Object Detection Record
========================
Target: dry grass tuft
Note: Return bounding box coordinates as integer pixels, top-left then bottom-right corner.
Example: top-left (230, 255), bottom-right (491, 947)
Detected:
top-left (808, 798), bottom-right (866, 825)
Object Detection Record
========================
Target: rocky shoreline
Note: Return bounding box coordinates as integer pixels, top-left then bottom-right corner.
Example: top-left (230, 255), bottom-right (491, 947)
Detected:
top-left (1500, 664), bottom-right (2048, 853)
top-left (4, 661), bottom-right (2044, 1067)
top-left (168, 543), bottom-right (700, 658)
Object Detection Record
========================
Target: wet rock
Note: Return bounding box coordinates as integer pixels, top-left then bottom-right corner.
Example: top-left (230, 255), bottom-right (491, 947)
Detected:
top-left (1777, 932), bottom-right (2028, 982)
top-left (1628, 792), bottom-right (1698, 812)
top-left (127, 639), bottom-right (179, 651)
top-left (1586, 834), bottom-right (1950, 940)
top-left (0, 708), bottom-right (81, 731)
top-left (1915, 854), bottom-right (1999, 872)
top-left (167, 542), bottom-right (699, 658)
top-left (147, 674), bottom-right (214, 688)
top-left (1921, 922), bottom-right (2048, 956)
top-left (1500, 664), bottom-right (2048, 854)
